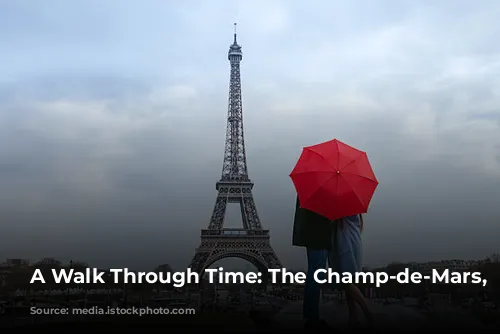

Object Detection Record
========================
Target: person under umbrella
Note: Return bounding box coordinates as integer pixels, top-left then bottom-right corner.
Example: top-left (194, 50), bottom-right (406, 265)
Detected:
top-left (292, 196), bottom-right (334, 330)
top-left (290, 139), bottom-right (379, 329)
top-left (330, 213), bottom-right (374, 327)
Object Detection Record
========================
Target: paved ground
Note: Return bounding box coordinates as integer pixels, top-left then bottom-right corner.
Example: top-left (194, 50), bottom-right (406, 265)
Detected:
top-left (273, 300), bottom-right (492, 332)
top-left (3, 301), bottom-right (495, 332)
top-left (1, 313), bottom-right (258, 332)
top-left (0, 314), bottom-right (104, 331)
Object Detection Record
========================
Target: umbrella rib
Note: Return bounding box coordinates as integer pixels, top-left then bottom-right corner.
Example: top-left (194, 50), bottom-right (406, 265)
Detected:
top-left (339, 174), bottom-right (366, 211)
top-left (300, 174), bottom-right (337, 207)
top-left (339, 152), bottom-right (365, 171)
top-left (306, 148), bottom-right (338, 171)
top-left (335, 140), bottom-right (340, 173)
top-left (341, 172), bottom-right (378, 182)
top-left (290, 170), bottom-right (334, 175)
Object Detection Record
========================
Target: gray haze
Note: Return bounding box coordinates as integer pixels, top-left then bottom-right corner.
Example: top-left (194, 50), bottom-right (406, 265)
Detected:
top-left (1, 1), bottom-right (499, 270)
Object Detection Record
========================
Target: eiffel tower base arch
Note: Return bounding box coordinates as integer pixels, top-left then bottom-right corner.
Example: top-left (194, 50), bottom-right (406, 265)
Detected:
top-left (189, 229), bottom-right (281, 287)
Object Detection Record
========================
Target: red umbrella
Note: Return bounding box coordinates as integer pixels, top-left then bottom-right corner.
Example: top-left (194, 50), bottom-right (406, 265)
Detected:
top-left (289, 139), bottom-right (378, 221)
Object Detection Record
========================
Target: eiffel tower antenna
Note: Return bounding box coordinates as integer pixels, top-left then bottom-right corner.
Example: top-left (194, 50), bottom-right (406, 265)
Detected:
top-left (188, 25), bottom-right (282, 282)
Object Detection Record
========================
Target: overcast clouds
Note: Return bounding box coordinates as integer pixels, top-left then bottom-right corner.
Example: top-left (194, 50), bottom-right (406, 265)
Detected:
top-left (0, 0), bottom-right (499, 270)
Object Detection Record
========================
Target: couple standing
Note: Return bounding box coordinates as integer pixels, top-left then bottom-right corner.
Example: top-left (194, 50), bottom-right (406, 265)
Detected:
top-left (292, 196), bottom-right (374, 330)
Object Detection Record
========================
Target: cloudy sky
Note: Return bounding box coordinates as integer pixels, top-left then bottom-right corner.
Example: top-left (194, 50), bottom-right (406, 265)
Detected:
top-left (1, 0), bottom-right (499, 271)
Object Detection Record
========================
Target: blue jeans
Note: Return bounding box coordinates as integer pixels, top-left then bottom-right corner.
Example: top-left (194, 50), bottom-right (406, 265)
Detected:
top-left (303, 248), bottom-right (329, 321)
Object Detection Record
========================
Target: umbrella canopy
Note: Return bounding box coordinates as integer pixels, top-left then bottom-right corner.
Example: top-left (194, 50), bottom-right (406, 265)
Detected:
top-left (289, 139), bottom-right (378, 221)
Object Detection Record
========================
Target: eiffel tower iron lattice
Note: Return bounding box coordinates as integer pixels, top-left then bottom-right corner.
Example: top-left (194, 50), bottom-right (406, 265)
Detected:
top-left (188, 25), bottom-right (282, 277)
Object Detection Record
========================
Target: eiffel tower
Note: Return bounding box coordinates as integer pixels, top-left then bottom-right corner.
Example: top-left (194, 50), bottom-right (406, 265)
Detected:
top-left (188, 24), bottom-right (282, 278)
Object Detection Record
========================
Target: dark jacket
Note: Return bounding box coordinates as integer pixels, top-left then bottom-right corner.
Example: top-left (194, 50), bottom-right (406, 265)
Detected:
top-left (292, 196), bottom-right (333, 249)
